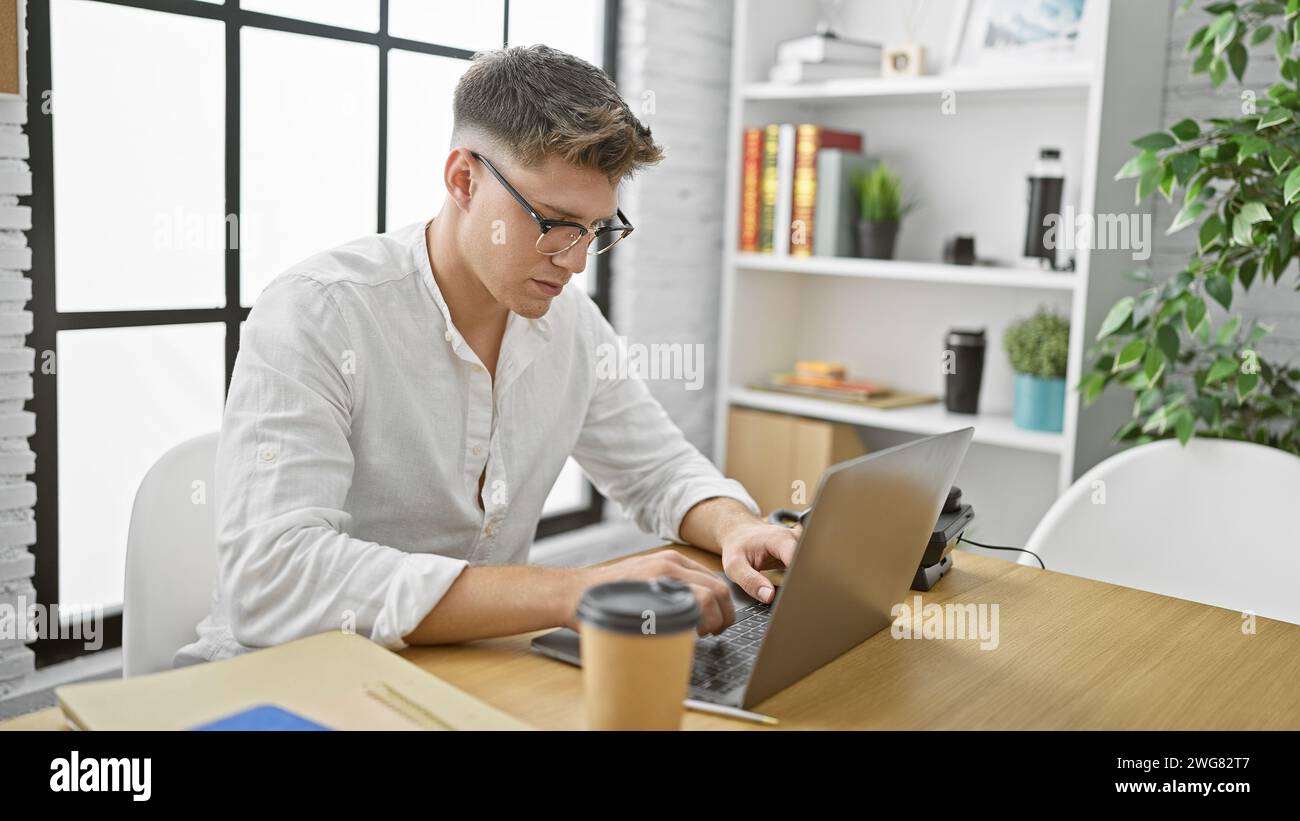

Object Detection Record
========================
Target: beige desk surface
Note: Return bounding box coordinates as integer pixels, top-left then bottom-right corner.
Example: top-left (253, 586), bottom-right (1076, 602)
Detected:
top-left (6, 545), bottom-right (1300, 731)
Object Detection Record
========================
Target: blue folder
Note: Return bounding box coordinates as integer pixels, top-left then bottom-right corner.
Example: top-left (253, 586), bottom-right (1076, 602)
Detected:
top-left (192, 704), bottom-right (332, 731)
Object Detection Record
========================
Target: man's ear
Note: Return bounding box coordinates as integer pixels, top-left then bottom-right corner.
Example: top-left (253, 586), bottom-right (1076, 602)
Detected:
top-left (444, 147), bottom-right (475, 213)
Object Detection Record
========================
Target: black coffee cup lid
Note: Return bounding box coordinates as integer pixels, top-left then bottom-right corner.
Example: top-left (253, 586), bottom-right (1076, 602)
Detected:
top-left (576, 577), bottom-right (701, 635)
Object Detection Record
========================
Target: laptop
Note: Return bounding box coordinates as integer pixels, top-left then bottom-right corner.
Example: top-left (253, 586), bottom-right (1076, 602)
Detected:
top-left (531, 426), bottom-right (974, 710)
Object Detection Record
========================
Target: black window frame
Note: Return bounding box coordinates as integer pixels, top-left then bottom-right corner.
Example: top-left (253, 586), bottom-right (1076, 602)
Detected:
top-left (26, 0), bottom-right (618, 667)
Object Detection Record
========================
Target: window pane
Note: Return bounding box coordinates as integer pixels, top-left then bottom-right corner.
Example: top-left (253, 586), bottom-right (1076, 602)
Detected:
top-left (57, 324), bottom-right (226, 614)
top-left (241, 29), bottom-right (378, 305)
top-left (51, 0), bottom-right (224, 312)
top-left (386, 50), bottom-right (468, 230)
top-left (241, 0), bottom-right (378, 32)
top-left (388, 0), bottom-right (503, 51)
top-left (508, 0), bottom-right (604, 65)
top-left (543, 457), bottom-right (591, 517)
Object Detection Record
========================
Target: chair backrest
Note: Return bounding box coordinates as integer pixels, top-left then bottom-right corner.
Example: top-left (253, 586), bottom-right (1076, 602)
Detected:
top-left (1022, 438), bottom-right (1300, 625)
top-left (123, 432), bottom-right (220, 677)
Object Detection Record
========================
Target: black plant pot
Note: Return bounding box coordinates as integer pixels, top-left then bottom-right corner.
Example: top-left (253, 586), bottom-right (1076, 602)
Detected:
top-left (856, 220), bottom-right (899, 260)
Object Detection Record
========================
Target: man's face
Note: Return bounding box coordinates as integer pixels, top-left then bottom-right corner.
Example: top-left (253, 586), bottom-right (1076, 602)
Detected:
top-left (460, 151), bottom-right (619, 320)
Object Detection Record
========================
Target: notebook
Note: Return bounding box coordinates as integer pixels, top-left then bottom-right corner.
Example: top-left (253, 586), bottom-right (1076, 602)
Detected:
top-left (55, 630), bottom-right (532, 731)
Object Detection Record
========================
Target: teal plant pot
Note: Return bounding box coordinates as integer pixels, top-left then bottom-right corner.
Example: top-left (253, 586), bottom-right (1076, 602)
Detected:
top-left (1013, 373), bottom-right (1065, 432)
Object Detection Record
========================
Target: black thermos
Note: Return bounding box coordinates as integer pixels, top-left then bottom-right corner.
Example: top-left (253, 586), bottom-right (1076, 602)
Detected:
top-left (1024, 147), bottom-right (1065, 268)
top-left (945, 329), bottom-right (986, 415)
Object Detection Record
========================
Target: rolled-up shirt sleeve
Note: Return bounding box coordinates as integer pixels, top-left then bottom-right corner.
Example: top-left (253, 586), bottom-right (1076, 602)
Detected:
top-left (571, 300), bottom-right (759, 544)
top-left (216, 273), bottom-right (467, 652)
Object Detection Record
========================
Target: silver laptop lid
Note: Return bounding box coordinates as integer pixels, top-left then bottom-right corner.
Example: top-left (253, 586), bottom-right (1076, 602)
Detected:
top-left (740, 427), bottom-right (974, 708)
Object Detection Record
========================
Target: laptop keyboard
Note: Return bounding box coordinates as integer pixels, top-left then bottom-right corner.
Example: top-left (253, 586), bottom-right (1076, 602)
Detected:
top-left (689, 603), bottom-right (771, 696)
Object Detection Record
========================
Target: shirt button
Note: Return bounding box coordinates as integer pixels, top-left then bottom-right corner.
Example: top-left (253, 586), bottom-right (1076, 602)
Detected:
top-left (444, 330), bottom-right (453, 343)
top-left (472, 445), bottom-right (482, 456)
top-left (260, 448), bottom-right (276, 462)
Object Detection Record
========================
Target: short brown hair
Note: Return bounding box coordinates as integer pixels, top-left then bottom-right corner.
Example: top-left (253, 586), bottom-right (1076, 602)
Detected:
top-left (453, 45), bottom-right (664, 183)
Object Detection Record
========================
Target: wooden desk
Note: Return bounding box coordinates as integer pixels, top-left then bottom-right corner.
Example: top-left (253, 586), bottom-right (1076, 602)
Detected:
top-left (6, 545), bottom-right (1300, 730)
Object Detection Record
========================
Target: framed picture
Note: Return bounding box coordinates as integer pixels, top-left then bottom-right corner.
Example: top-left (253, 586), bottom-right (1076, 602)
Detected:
top-left (945, 0), bottom-right (1095, 73)
top-left (0, 0), bottom-right (25, 101)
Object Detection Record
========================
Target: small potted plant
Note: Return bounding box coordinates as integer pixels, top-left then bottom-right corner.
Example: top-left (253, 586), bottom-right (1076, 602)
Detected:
top-left (1003, 308), bottom-right (1070, 432)
top-left (851, 161), bottom-right (915, 259)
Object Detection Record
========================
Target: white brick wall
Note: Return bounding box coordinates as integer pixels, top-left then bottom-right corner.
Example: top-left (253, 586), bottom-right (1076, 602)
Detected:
top-left (0, 80), bottom-right (35, 694)
top-left (614, 0), bottom-right (734, 456)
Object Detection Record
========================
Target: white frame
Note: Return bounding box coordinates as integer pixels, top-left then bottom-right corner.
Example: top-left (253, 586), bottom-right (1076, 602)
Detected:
top-left (946, 0), bottom-right (1091, 74)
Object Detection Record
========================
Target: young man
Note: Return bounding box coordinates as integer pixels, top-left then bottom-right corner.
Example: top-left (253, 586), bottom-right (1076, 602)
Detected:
top-left (175, 45), bottom-right (797, 666)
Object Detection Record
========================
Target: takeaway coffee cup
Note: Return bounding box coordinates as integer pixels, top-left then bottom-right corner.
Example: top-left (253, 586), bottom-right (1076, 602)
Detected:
top-left (576, 577), bottom-right (700, 730)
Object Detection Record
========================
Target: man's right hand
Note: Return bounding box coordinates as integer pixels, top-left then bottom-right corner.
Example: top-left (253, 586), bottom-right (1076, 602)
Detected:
top-left (561, 549), bottom-right (736, 636)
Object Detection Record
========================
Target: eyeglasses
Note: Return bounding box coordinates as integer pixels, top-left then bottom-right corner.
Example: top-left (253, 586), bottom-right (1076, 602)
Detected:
top-left (470, 150), bottom-right (634, 256)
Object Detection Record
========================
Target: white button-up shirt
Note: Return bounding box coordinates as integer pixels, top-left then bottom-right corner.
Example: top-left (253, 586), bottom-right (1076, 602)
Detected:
top-left (174, 219), bottom-right (757, 666)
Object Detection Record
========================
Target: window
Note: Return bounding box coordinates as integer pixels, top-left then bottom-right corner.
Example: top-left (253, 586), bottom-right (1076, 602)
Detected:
top-left (27, 0), bottom-right (617, 666)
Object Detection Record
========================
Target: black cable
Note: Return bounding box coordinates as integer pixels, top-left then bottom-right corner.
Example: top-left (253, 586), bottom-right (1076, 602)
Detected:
top-left (958, 535), bottom-right (1046, 570)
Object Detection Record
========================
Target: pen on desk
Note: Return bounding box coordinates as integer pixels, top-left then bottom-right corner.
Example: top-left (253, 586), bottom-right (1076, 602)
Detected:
top-left (684, 698), bottom-right (779, 726)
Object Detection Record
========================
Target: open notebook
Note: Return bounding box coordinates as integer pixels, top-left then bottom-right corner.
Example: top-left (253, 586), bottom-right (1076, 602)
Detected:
top-left (55, 630), bottom-right (531, 731)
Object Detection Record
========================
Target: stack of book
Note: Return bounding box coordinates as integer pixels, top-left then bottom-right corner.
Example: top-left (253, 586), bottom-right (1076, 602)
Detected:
top-left (768, 33), bottom-right (883, 84)
top-left (737, 123), bottom-right (873, 257)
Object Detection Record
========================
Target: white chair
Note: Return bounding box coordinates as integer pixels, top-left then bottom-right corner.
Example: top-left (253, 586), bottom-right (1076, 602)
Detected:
top-left (1021, 438), bottom-right (1300, 625)
top-left (122, 432), bottom-right (220, 677)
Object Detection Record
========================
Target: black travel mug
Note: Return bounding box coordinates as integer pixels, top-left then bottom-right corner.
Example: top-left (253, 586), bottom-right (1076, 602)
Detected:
top-left (944, 329), bottom-right (986, 415)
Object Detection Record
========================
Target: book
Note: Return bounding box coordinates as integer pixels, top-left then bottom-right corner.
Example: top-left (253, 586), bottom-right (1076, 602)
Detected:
top-left (758, 124), bottom-right (780, 253)
top-left (738, 127), bottom-right (763, 252)
top-left (773, 124), bottom-right (796, 255)
top-left (768, 60), bottom-right (881, 84)
top-left (770, 372), bottom-right (890, 400)
top-left (791, 127), bottom-right (864, 256)
top-left (55, 630), bottom-right (532, 731)
top-left (814, 149), bottom-right (876, 257)
top-left (776, 33), bottom-right (884, 65)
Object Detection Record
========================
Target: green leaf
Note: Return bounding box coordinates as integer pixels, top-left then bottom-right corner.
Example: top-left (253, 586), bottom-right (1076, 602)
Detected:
top-left (1188, 24), bottom-right (1211, 53)
top-left (1210, 56), bottom-right (1229, 86)
top-left (1212, 12), bottom-right (1240, 52)
top-left (1207, 357), bottom-right (1239, 385)
top-left (1215, 314), bottom-right (1242, 345)
top-left (1293, 209), bottom-right (1300, 236)
top-left (1170, 117), bottom-right (1200, 140)
top-left (1257, 107), bottom-right (1292, 128)
top-left (1157, 323), bottom-right (1181, 361)
top-left (1186, 296), bottom-right (1208, 334)
top-left (1237, 370), bottom-right (1261, 402)
top-left (1115, 151), bottom-right (1157, 180)
top-left (1206, 273), bottom-right (1234, 309)
top-left (1079, 372), bottom-right (1106, 404)
top-left (1248, 321), bottom-right (1274, 344)
top-left (1133, 287), bottom-right (1160, 327)
top-left (1239, 136), bottom-right (1270, 158)
top-left (1097, 296), bottom-right (1134, 341)
top-left (1173, 408), bottom-right (1196, 445)
top-left (1269, 144), bottom-right (1291, 173)
top-left (1285, 165), bottom-right (1300, 204)
top-left (1228, 41), bottom-right (1248, 81)
top-left (1137, 167), bottom-right (1162, 202)
top-left (1143, 345), bottom-right (1166, 383)
top-left (1278, 28), bottom-right (1293, 62)
top-left (1240, 201), bottom-right (1272, 223)
top-left (1170, 151), bottom-right (1200, 186)
top-left (1199, 213), bottom-right (1226, 251)
top-left (1253, 23), bottom-right (1276, 45)
top-left (1132, 131), bottom-right (1176, 151)
top-left (1168, 200), bottom-right (1205, 234)
top-left (1114, 339), bottom-right (1147, 371)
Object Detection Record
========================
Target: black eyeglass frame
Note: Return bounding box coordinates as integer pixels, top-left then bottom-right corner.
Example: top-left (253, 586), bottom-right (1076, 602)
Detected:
top-left (469, 150), bottom-right (634, 256)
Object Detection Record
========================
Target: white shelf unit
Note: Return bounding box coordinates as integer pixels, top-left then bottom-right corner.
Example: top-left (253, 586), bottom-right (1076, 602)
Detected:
top-left (715, 0), bottom-right (1174, 546)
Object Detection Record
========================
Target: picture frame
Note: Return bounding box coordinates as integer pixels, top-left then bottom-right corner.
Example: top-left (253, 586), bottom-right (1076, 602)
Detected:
top-left (945, 0), bottom-right (1094, 74)
top-left (0, 0), bottom-right (27, 101)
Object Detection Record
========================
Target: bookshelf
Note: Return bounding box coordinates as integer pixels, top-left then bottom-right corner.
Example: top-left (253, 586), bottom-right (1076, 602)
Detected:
top-left (715, 0), bottom-right (1174, 546)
